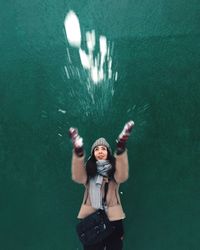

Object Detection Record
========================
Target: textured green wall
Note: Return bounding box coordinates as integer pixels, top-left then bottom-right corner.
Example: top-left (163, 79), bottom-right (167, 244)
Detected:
top-left (0, 0), bottom-right (200, 249)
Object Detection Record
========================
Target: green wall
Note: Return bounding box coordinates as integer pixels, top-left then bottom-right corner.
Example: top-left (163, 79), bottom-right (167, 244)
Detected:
top-left (0, 0), bottom-right (200, 249)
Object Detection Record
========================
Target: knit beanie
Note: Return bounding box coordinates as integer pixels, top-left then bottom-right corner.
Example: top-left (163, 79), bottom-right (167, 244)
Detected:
top-left (91, 137), bottom-right (112, 154)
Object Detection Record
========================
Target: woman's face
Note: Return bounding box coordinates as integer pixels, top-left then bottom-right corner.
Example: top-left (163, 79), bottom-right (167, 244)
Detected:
top-left (94, 145), bottom-right (108, 160)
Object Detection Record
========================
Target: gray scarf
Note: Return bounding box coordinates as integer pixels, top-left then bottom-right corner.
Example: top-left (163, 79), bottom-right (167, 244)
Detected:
top-left (89, 160), bottom-right (112, 209)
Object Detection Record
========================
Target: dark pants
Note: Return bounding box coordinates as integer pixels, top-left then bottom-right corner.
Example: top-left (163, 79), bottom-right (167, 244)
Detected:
top-left (83, 220), bottom-right (124, 250)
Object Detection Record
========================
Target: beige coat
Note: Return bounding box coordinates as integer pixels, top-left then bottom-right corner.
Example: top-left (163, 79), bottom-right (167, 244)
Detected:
top-left (71, 150), bottom-right (129, 221)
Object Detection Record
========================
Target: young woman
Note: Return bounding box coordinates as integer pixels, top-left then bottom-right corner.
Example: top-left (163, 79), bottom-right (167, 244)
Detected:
top-left (69, 121), bottom-right (134, 250)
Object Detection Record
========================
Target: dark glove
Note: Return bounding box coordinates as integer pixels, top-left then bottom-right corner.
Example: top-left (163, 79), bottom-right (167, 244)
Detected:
top-left (116, 120), bottom-right (134, 155)
top-left (69, 127), bottom-right (84, 157)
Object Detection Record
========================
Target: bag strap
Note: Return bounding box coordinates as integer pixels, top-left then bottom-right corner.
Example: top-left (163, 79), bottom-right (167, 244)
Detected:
top-left (102, 182), bottom-right (109, 209)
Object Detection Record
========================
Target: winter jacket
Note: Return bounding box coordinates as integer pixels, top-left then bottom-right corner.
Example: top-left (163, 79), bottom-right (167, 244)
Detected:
top-left (71, 150), bottom-right (129, 221)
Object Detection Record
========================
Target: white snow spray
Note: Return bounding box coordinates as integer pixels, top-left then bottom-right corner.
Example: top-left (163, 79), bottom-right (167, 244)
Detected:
top-left (63, 10), bottom-right (117, 118)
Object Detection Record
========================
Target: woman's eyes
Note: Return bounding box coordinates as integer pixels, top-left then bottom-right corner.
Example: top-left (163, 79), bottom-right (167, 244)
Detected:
top-left (95, 147), bottom-right (106, 151)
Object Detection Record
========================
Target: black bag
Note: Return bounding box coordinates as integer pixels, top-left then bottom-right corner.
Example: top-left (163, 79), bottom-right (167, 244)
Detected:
top-left (76, 209), bottom-right (114, 246)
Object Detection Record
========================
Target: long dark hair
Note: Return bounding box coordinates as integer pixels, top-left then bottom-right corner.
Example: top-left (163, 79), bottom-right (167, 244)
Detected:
top-left (85, 149), bottom-right (116, 180)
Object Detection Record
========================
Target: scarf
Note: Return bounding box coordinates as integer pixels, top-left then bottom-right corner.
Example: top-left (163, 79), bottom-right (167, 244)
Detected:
top-left (89, 160), bottom-right (112, 209)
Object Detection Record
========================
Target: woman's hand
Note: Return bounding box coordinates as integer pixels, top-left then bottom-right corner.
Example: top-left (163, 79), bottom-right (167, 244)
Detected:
top-left (69, 127), bottom-right (84, 157)
top-left (116, 121), bottom-right (134, 154)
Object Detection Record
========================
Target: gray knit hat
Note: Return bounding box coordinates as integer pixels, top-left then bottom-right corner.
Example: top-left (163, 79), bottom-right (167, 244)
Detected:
top-left (91, 137), bottom-right (112, 154)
